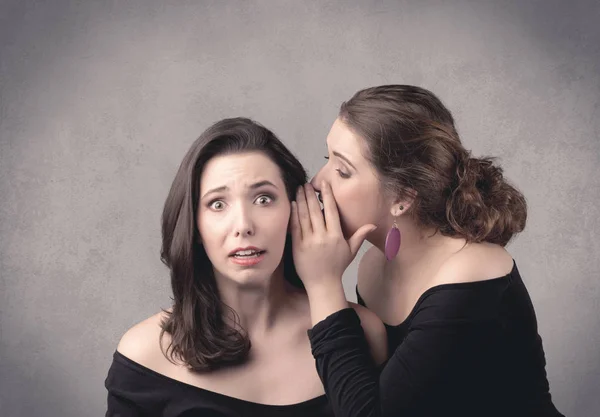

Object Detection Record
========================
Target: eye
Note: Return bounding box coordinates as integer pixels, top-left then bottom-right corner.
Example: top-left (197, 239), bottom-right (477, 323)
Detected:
top-left (209, 200), bottom-right (226, 211)
top-left (255, 195), bottom-right (273, 205)
top-left (336, 169), bottom-right (351, 179)
top-left (324, 156), bottom-right (330, 160)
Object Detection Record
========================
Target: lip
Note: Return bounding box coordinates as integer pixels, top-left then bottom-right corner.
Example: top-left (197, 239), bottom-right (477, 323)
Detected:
top-left (228, 246), bottom-right (264, 256)
top-left (229, 246), bottom-right (266, 267)
top-left (230, 252), bottom-right (266, 266)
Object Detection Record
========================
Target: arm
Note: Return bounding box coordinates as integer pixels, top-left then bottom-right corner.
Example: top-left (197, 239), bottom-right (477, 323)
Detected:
top-left (308, 304), bottom-right (486, 417)
top-left (349, 301), bottom-right (388, 366)
top-left (303, 281), bottom-right (388, 368)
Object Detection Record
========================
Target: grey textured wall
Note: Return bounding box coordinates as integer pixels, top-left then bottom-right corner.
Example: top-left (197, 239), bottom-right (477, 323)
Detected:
top-left (1, 1), bottom-right (598, 416)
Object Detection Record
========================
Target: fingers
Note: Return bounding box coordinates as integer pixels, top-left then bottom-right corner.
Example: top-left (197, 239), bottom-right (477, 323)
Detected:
top-left (320, 181), bottom-right (343, 235)
top-left (295, 186), bottom-right (312, 237)
top-left (290, 201), bottom-right (302, 242)
top-left (304, 184), bottom-right (326, 234)
top-left (349, 224), bottom-right (377, 257)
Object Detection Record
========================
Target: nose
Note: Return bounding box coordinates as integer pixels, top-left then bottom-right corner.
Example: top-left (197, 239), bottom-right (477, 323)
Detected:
top-left (233, 204), bottom-right (255, 237)
top-left (310, 165), bottom-right (326, 192)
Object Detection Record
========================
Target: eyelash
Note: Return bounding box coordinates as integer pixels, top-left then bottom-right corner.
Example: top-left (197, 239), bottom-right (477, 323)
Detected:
top-left (336, 169), bottom-right (350, 179)
top-left (208, 200), bottom-right (225, 210)
top-left (324, 156), bottom-right (350, 179)
top-left (255, 194), bottom-right (274, 205)
top-left (207, 194), bottom-right (274, 210)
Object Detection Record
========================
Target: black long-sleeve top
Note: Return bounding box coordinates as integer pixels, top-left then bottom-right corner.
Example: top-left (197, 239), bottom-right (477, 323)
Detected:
top-left (307, 261), bottom-right (565, 417)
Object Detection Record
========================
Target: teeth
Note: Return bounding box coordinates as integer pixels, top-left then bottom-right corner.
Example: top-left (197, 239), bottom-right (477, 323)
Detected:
top-left (234, 250), bottom-right (261, 256)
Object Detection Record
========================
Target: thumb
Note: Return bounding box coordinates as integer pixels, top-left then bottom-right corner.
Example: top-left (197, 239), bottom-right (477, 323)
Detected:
top-left (348, 224), bottom-right (377, 257)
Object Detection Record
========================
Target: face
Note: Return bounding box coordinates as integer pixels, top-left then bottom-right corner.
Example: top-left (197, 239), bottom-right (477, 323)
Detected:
top-left (197, 152), bottom-right (290, 287)
top-left (311, 118), bottom-right (391, 238)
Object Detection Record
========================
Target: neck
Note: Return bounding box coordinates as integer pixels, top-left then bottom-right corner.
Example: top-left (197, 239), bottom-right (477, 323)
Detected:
top-left (214, 264), bottom-right (291, 336)
top-left (370, 217), bottom-right (463, 276)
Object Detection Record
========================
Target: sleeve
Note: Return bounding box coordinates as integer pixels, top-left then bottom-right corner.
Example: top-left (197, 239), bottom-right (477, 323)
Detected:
top-left (307, 303), bottom-right (491, 417)
top-left (104, 353), bottom-right (166, 417)
top-left (106, 392), bottom-right (143, 417)
top-left (105, 363), bottom-right (143, 416)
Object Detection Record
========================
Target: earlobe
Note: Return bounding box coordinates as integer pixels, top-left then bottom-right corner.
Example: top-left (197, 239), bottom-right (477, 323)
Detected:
top-left (390, 202), bottom-right (408, 217)
top-left (390, 189), bottom-right (416, 216)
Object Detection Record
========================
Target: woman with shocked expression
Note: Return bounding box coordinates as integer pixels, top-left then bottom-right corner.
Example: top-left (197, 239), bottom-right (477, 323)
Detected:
top-left (199, 153), bottom-right (290, 286)
top-left (292, 85), bottom-right (565, 416)
top-left (104, 118), bottom-right (385, 417)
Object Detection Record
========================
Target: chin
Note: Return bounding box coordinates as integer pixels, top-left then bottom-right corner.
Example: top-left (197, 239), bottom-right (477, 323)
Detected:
top-left (235, 268), bottom-right (269, 282)
top-left (227, 263), bottom-right (278, 286)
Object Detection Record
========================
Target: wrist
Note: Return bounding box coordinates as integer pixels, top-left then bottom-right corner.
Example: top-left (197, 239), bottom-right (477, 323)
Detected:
top-left (304, 277), bottom-right (343, 298)
top-left (304, 280), bottom-right (348, 326)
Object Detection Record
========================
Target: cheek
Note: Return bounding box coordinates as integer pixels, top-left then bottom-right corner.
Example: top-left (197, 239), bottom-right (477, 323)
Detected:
top-left (264, 206), bottom-right (291, 238)
top-left (257, 207), bottom-right (290, 266)
top-left (331, 182), bottom-right (378, 235)
top-left (197, 213), bottom-right (227, 255)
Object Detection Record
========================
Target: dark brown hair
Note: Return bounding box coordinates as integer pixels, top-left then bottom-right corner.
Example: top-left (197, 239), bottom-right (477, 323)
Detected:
top-left (339, 85), bottom-right (526, 246)
top-left (159, 117), bottom-right (307, 371)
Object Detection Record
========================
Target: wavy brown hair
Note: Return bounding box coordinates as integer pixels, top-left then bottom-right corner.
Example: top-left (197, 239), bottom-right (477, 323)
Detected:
top-left (339, 85), bottom-right (526, 246)
top-left (159, 117), bottom-right (307, 371)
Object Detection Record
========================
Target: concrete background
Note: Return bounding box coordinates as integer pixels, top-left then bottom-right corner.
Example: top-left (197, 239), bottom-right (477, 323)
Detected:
top-left (1, 1), bottom-right (598, 416)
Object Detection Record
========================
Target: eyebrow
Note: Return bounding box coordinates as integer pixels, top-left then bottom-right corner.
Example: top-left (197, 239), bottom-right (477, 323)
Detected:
top-left (332, 151), bottom-right (357, 170)
top-left (201, 180), bottom-right (278, 200)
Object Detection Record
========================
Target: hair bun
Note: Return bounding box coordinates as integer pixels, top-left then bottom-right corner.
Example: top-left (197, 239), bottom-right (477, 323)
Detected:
top-left (446, 155), bottom-right (527, 246)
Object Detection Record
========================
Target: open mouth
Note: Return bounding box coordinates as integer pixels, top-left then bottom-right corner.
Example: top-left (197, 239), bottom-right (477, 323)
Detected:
top-left (229, 249), bottom-right (266, 258)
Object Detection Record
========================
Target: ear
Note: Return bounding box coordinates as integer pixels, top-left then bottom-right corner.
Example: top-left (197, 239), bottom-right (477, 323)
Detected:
top-left (390, 202), bottom-right (406, 217)
top-left (389, 188), bottom-right (416, 217)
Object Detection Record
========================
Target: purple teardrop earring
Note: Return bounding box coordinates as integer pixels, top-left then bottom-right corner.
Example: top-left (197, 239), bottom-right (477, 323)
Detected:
top-left (384, 206), bottom-right (403, 261)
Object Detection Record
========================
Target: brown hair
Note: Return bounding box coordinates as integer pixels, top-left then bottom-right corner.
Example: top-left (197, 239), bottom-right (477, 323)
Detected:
top-left (159, 117), bottom-right (307, 371)
top-left (339, 85), bottom-right (526, 246)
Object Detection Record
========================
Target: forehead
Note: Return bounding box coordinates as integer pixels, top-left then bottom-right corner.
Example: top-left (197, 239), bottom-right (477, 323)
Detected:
top-left (200, 151), bottom-right (284, 190)
top-left (327, 119), bottom-right (369, 161)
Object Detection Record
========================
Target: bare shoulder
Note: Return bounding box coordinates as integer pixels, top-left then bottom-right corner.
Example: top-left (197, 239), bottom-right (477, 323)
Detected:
top-left (117, 310), bottom-right (170, 368)
top-left (357, 245), bottom-right (385, 287)
top-left (435, 242), bottom-right (515, 285)
top-left (348, 302), bottom-right (388, 365)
